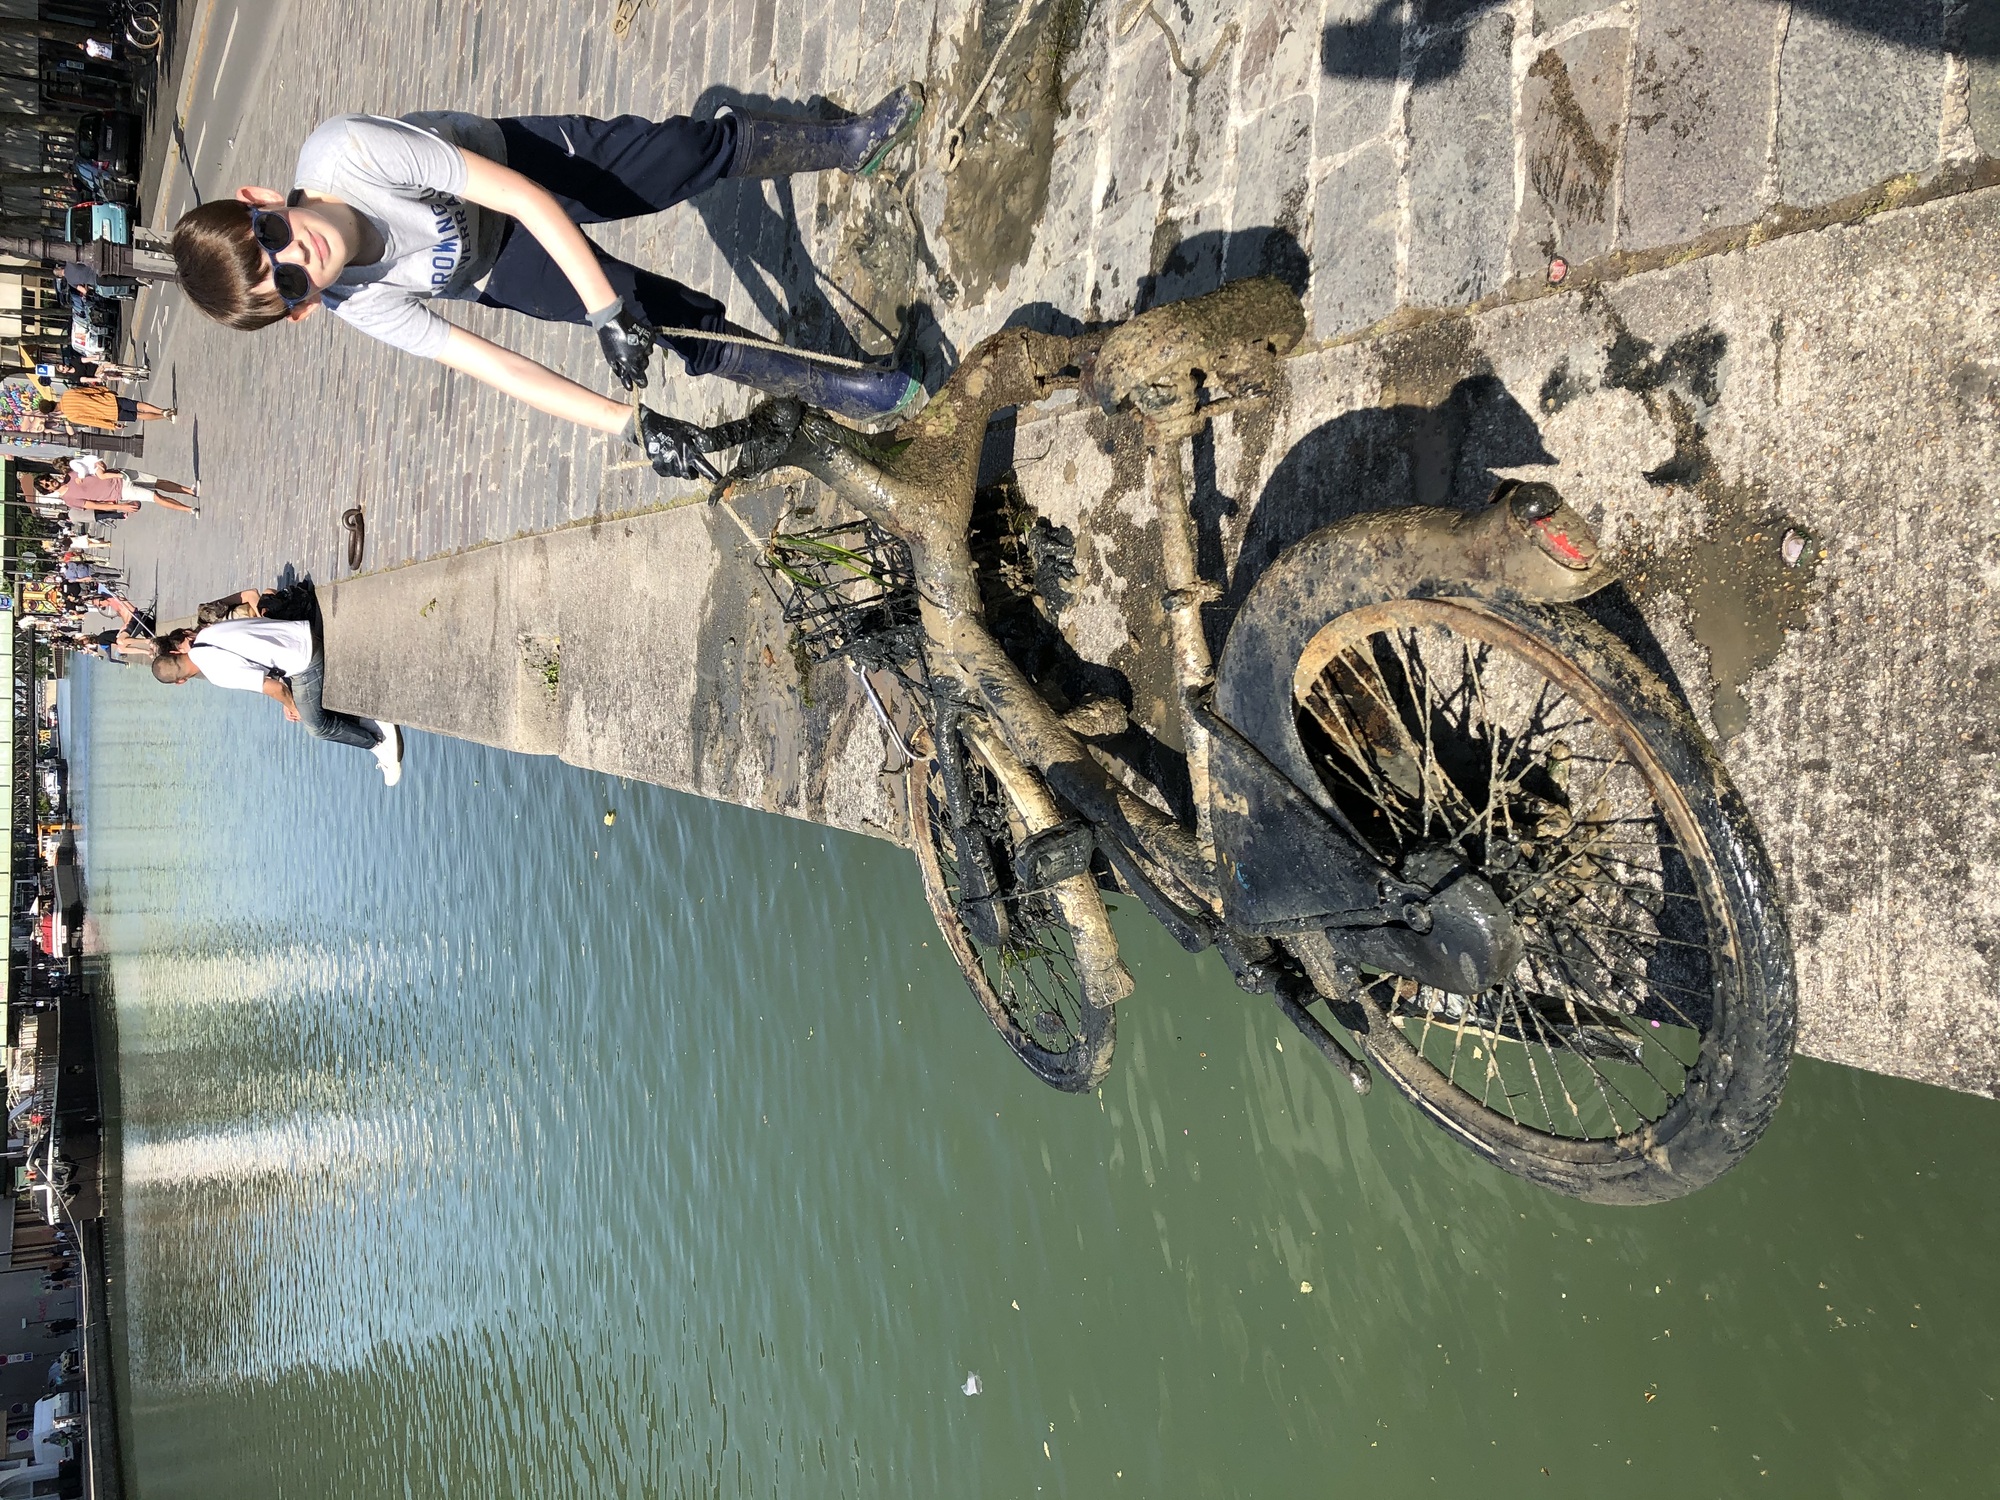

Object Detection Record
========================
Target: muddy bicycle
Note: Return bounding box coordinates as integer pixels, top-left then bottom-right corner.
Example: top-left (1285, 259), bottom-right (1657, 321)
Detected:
top-left (689, 278), bottom-right (1796, 1205)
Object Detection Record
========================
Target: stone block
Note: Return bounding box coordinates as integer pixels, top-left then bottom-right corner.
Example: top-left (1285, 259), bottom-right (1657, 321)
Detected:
top-left (859, 0), bottom-right (896, 47)
top-left (705, 11), bottom-right (734, 89)
top-left (1405, 8), bottom-right (1513, 308)
top-left (1103, 29), bottom-right (1179, 207)
top-left (1412, 0), bottom-right (1490, 26)
top-left (1145, 196), bottom-right (1230, 309)
top-left (1316, 0), bottom-right (1399, 159)
top-left (1089, 188), bottom-right (1162, 321)
top-left (1036, 128), bottom-right (1103, 277)
top-left (1512, 25), bottom-right (1629, 276)
top-left (680, 15), bottom-right (709, 89)
top-left (1965, 5), bottom-right (2000, 159)
top-left (1236, 0), bottom-right (1321, 116)
top-left (1619, 0), bottom-right (1780, 247)
top-left (1776, 4), bottom-right (1942, 207)
top-left (798, 18), bottom-right (826, 89)
top-left (749, 0), bottom-right (775, 73)
top-left (1225, 95), bottom-right (1314, 287)
top-left (1532, 0), bottom-right (1616, 31)
top-left (767, 0), bottom-right (802, 82)
top-left (1310, 139), bottom-right (1399, 338)
top-left (1168, 44), bottom-right (1236, 207)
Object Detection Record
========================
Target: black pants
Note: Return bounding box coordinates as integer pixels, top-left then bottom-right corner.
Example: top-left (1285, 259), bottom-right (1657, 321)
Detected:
top-left (479, 114), bottom-right (742, 376)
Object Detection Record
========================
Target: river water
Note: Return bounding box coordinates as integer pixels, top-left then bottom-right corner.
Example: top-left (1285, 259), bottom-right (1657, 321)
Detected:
top-left (69, 660), bottom-right (1999, 1497)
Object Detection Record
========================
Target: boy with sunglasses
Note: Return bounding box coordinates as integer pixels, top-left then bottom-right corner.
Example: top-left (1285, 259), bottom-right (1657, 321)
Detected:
top-left (170, 95), bottom-right (927, 480)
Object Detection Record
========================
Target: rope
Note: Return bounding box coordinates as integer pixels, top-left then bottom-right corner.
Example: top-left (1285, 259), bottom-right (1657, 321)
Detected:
top-left (1115, 0), bottom-right (1238, 80)
top-left (647, 324), bottom-right (878, 372)
top-left (945, 0), bottom-right (1037, 169)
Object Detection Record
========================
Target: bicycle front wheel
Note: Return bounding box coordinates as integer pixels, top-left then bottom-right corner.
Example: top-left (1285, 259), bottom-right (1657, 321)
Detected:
top-left (1287, 596), bottom-right (1796, 1204)
top-left (906, 723), bottom-right (1122, 1092)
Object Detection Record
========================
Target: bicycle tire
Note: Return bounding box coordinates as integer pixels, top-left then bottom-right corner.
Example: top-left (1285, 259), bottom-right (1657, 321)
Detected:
top-left (124, 7), bottom-right (163, 49)
top-left (1283, 596), bottom-right (1795, 1204)
top-left (907, 725), bottom-right (1120, 1092)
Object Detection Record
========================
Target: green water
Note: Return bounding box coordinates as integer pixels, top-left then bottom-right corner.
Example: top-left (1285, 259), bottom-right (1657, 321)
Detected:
top-left (73, 662), bottom-right (2000, 1498)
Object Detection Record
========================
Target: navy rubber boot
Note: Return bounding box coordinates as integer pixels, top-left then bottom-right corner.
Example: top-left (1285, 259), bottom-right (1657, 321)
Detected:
top-left (725, 84), bottom-right (926, 179)
top-left (709, 337), bottom-right (925, 425)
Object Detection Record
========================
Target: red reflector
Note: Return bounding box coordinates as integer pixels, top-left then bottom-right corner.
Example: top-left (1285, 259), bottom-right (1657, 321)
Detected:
top-left (1533, 516), bottom-right (1589, 565)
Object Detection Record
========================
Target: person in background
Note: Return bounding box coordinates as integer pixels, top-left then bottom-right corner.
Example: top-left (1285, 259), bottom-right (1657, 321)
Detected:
top-left (151, 618), bottom-right (405, 785)
top-left (46, 386), bottom-right (175, 431)
top-left (36, 459), bottom-right (199, 516)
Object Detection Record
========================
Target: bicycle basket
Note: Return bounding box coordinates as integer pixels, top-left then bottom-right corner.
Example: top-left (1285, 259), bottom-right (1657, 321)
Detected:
top-left (760, 520), bottom-right (920, 667)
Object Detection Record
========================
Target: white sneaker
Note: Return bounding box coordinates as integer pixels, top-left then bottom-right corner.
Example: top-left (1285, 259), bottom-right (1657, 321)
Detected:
top-left (369, 721), bottom-right (403, 786)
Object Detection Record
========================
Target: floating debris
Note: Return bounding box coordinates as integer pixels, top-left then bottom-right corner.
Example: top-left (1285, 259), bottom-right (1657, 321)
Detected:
top-left (603, 811), bottom-right (617, 826)
top-left (1300, 1281), bottom-right (1313, 1294)
top-left (962, 1372), bottom-right (982, 1396)
top-left (1782, 529), bottom-right (1806, 567)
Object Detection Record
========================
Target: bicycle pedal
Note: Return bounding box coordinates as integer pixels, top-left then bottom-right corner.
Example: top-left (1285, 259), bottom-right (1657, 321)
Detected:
top-left (1014, 822), bottom-right (1094, 891)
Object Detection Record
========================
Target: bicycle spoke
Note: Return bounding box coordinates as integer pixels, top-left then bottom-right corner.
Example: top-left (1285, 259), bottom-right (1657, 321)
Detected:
top-left (1294, 604), bottom-right (1747, 1151)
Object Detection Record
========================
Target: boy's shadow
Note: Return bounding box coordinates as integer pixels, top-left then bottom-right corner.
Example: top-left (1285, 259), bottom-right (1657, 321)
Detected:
top-left (687, 87), bottom-right (951, 381)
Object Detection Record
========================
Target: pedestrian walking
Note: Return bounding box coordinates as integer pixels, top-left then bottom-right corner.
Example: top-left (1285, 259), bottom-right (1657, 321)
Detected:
top-left (48, 387), bottom-right (174, 431)
top-left (35, 458), bottom-right (199, 517)
top-left (170, 89), bottom-right (928, 479)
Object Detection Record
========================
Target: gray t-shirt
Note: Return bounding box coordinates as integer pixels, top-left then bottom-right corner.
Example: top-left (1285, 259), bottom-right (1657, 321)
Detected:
top-left (293, 112), bottom-right (510, 359)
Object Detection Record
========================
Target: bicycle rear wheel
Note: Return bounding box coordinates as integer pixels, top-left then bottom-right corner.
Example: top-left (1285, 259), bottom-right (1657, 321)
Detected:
top-left (907, 721), bottom-right (1121, 1092)
top-left (1288, 596), bottom-right (1795, 1204)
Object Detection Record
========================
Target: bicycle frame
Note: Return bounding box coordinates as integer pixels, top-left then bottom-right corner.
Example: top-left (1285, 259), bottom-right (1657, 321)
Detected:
top-left (722, 278), bottom-right (1617, 1044)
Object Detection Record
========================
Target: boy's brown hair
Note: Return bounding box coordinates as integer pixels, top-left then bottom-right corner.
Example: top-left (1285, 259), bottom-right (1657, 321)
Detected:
top-left (171, 201), bottom-right (289, 330)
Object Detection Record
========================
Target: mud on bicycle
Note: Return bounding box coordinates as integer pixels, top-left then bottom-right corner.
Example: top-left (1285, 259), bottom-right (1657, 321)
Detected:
top-left (673, 278), bottom-right (1797, 1207)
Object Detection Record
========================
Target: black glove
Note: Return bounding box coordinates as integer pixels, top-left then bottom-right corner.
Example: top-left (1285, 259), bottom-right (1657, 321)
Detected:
top-left (594, 303), bottom-right (653, 391)
top-left (633, 406), bottom-right (720, 482)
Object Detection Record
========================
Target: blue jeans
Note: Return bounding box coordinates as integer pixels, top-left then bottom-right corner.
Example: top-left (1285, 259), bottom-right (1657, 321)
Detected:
top-left (287, 656), bottom-right (381, 751)
top-left (478, 114), bottom-right (739, 375)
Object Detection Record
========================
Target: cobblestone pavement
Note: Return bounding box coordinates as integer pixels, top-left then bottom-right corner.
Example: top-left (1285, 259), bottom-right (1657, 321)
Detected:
top-left (107, 0), bottom-right (1996, 612)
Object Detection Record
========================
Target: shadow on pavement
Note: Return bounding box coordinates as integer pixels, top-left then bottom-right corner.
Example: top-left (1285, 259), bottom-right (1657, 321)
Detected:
top-left (1324, 0), bottom-right (1976, 86)
top-left (686, 86), bottom-right (873, 365)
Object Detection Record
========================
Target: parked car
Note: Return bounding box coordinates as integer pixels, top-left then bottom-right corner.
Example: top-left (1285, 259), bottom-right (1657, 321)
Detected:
top-left (66, 201), bottom-right (130, 246)
top-left (75, 111), bottom-right (140, 177)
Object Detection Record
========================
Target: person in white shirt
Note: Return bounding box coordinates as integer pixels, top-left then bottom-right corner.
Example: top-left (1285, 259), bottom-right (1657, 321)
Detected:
top-left (152, 617), bottom-right (404, 785)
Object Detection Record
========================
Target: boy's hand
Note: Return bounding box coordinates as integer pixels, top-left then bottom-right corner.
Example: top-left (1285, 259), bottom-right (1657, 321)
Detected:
top-left (634, 407), bottom-right (720, 482)
top-left (594, 303), bottom-right (654, 391)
